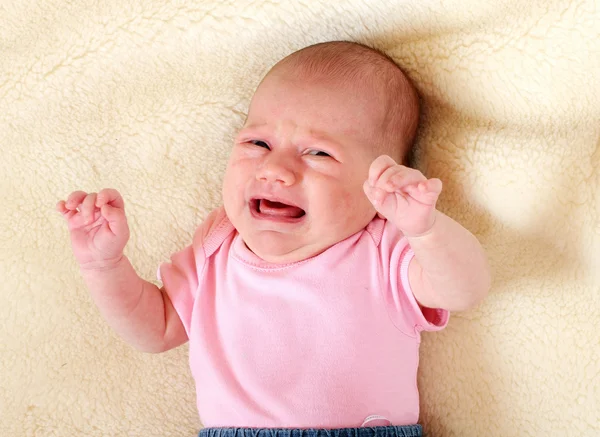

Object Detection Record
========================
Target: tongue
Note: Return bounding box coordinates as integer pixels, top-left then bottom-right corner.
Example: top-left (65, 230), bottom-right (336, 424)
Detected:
top-left (259, 199), bottom-right (304, 218)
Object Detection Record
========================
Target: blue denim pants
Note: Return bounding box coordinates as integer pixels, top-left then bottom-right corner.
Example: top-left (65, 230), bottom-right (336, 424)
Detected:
top-left (199, 425), bottom-right (423, 437)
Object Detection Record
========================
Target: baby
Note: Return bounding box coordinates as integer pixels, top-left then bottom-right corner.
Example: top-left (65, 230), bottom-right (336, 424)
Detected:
top-left (57, 41), bottom-right (490, 437)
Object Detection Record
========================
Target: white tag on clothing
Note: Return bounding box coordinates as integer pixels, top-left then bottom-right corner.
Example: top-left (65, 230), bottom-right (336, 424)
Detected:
top-left (361, 415), bottom-right (392, 427)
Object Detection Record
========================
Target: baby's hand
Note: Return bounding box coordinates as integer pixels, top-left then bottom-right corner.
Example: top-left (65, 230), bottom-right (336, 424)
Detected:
top-left (56, 188), bottom-right (130, 269)
top-left (363, 155), bottom-right (442, 237)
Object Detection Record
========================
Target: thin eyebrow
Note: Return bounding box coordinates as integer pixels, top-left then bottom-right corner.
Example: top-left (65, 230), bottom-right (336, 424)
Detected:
top-left (240, 124), bottom-right (344, 151)
top-left (303, 131), bottom-right (345, 153)
top-left (241, 123), bottom-right (267, 130)
top-left (307, 137), bottom-right (342, 153)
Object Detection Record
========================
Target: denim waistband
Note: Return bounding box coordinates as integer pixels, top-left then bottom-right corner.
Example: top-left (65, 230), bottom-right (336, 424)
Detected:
top-left (199, 425), bottom-right (423, 437)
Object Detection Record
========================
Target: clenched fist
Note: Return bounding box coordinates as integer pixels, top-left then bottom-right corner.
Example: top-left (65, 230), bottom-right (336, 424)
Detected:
top-left (56, 188), bottom-right (130, 269)
top-left (363, 155), bottom-right (442, 237)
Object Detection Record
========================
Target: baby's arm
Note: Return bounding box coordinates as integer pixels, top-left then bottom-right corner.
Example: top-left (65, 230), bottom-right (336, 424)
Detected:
top-left (403, 211), bottom-right (490, 311)
top-left (57, 189), bottom-right (187, 352)
top-left (79, 256), bottom-right (187, 353)
top-left (364, 155), bottom-right (491, 311)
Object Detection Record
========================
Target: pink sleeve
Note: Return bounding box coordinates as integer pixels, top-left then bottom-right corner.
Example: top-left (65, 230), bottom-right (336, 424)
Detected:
top-left (376, 219), bottom-right (449, 336)
top-left (157, 207), bottom-right (228, 335)
top-left (399, 247), bottom-right (449, 332)
top-left (158, 244), bottom-right (201, 335)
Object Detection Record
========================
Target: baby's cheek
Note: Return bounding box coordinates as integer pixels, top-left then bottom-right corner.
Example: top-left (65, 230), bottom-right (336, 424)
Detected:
top-left (224, 159), bottom-right (249, 187)
top-left (222, 172), bottom-right (243, 208)
top-left (341, 186), bottom-right (373, 216)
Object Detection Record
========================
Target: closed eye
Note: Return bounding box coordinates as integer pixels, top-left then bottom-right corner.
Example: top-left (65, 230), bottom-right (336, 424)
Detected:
top-left (306, 150), bottom-right (331, 157)
top-left (250, 140), bottom-right (270, 150)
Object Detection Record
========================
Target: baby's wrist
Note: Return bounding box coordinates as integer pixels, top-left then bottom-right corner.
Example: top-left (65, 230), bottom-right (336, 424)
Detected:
top-left (79, 254), bottom-right (125, 273)
top-left (400, 211), bottom-right (439, 239)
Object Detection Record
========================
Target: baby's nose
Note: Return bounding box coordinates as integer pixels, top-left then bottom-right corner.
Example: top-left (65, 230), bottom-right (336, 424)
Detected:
top-left (256, 155), bottom-right (297, 186)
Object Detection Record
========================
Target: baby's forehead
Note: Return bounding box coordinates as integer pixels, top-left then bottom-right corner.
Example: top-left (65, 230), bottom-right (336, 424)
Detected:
top-left (249, 85), bottom-right (386, 134)
top-left (249, 82), bottom-right (396, 157)
top-left (255, 68), bottom-right (387, 112)
top-left (251, 42), bottom-right (419, 162)
top-left (268, 61), bottom-right (378, 94)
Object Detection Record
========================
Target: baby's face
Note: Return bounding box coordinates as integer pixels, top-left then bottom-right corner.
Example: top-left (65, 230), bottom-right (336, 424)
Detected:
top-left (222, 70), bottom-right (386, 263)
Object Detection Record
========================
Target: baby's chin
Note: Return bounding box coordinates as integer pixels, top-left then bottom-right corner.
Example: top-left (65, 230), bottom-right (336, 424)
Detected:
top-left (229, 203), bottom-right (378, 264)
top-left (242, 233), bottom-right (329, 264)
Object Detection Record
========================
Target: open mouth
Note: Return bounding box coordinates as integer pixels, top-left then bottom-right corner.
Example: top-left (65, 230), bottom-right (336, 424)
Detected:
top-left (251, 198), bottom-right (306, 220)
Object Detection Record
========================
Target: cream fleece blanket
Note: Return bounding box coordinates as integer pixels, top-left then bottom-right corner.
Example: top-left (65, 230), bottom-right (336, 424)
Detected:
top-left (1, 0), bottom-right (598, 436)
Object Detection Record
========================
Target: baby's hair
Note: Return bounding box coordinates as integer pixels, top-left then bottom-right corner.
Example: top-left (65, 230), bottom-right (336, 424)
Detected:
top-left (271, 41), bottom-right (420, 164)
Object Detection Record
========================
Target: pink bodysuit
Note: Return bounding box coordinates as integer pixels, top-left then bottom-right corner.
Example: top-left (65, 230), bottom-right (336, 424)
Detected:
top-left (158, 207), bottom-right (448, 429)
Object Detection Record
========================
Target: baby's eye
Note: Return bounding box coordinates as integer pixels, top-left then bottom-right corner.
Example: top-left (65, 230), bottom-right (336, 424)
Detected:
top-left (250, 140), bottom-right (270, 150)
top-left (306, 150), bottom-right (331, 157)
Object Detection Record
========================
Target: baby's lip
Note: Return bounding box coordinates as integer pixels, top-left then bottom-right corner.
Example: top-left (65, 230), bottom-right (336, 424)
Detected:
top-left (249, 194), bottom-right (307, 220)
top-left (249, 194), bottom-right (304, 211)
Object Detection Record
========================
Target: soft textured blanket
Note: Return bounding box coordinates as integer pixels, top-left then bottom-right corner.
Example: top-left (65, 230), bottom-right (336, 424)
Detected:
top-left (1, 0), bottom-right (598, 436)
